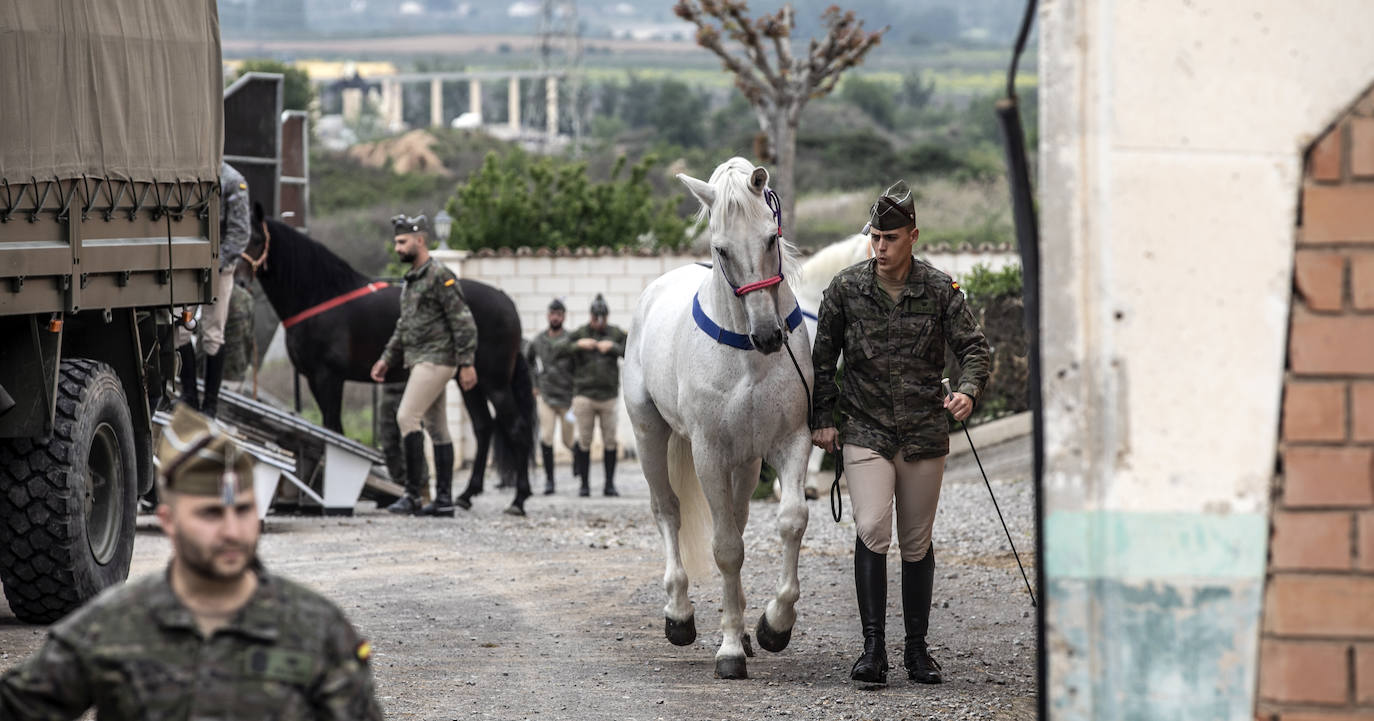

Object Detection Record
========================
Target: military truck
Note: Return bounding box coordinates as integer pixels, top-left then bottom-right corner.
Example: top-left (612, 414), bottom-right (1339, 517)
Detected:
top-left (0, 2), bottom-right (223, 622)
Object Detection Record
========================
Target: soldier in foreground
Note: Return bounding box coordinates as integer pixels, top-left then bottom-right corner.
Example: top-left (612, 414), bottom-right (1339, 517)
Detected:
top-left (561, 294), bottom-right (628, 497)
top-left (810, 181), bottom-right (991, 686)
top-left (0, 406), bottom-right (385, 720)
top-left (370, 214), bottom-right (479, 517)
top-left (527, 297), bottom-right (576, 495)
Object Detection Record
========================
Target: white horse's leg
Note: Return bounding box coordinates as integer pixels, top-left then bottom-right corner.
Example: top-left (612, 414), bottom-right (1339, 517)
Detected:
top-left (757, 431), bottom-right (813, 653)
top-left (698, 455), bottom-right (750, 679)
top-left (632, 409), bottom-right (697, 646)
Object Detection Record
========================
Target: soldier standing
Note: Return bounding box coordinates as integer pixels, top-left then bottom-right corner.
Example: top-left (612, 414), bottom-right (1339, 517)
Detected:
top-left (810, 181), bottom-right (991, 686)
top-left (527, 298), bottom-right (575, 495)
top-left (370, 214), bottom-right (478, 517)
top-left (0, 406), bottom-right (385, 720)
top-left (176, 159), bottom-right (251, 417)
top-left (561, 294), bottom-right (627, 497)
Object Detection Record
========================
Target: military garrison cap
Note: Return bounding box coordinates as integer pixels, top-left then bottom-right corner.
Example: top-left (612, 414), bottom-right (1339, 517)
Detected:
top-left (157, 405), bottom-right (254, 503)
top-left (589, 293), bottom-right (609, 317)
top-left (391, 214), bottom-right (429, 237)
top-left (548, 297), bottom-right (566, 312)
top-left (868, 180), bottom-right (917, 231)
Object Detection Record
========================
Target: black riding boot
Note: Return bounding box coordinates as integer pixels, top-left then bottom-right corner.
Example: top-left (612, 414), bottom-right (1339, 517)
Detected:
top-left (420, 443), bottom-right (455, 517)
top-left (541, 443), bottom-right (556, 495)
top-left (201, 350), bottom-right (225, 418)
top-left (851, 537), bottom-right (889, 685)
top-left (574, 444), bottom-right (590, 497)
top-left (386, 432), bottom-right (425, 515)
top-left (602, 449), bottom-right (619, 497)
top-left (176, 343), bottom-right (199, 410)
top-left (903, 544), bottom-right (943, 684)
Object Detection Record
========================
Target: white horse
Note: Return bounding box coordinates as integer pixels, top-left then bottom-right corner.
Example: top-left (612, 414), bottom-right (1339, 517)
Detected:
top-left (623, 157), bottom-right (814, 679)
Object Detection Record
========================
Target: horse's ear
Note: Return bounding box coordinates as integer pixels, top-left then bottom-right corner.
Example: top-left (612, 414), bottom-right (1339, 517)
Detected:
top-left (677, 173), bottom-right (715, 209)
top-left (750, 167), bottom-right (769, 194)
top-left (252, 201), bottom-right (265, 226)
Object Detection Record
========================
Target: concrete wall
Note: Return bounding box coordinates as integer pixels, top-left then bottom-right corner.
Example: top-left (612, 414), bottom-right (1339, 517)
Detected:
top-left (1039, 1), bottom-right (1374, 718)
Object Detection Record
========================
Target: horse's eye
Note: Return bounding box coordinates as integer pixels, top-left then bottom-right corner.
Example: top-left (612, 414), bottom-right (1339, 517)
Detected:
top-left (768, 234), bottom-right (778, 248)
top-left (715, 247), bottom-right (729, 259)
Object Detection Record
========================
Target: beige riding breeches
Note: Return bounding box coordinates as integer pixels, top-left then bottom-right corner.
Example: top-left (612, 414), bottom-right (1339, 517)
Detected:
top-left (200, 267), bottom-right (238, 356)
top-left (572, 396), bottom-right (618, 451)
top-left (843, 445), bottom-right (945, 562)
top-left (537, 395), bottom-right (574, 450)
top-left (397, 362), bottom-right (456, 442)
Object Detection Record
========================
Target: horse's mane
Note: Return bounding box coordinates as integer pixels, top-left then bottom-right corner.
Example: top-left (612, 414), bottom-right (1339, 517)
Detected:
top-left (264, 218), bottom-right (371, 297)
top-left (696, 157), bottom-right (802, 283)
top-left (797, 234), bottom-right (869, 300)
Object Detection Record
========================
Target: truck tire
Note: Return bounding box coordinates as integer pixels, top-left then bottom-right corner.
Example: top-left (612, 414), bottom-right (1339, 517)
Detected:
top-left (0, 359), bottom-right (138, 623)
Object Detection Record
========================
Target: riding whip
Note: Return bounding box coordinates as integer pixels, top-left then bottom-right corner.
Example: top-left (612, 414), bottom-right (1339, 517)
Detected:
top-left (943, 378), bottom-right (1036, 607)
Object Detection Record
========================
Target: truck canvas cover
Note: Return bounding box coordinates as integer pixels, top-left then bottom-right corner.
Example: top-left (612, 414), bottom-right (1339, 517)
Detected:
top-left (0, 1), bottom-right (222, 184)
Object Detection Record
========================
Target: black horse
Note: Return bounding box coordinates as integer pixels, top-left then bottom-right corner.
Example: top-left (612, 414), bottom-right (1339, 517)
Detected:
top-left (238, 205), bottom-right (534, 511)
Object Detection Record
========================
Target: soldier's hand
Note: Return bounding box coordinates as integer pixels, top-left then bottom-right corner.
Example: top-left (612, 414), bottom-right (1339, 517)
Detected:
top-left (458, 365), bottom-right (478, 391)
top-left (576, 338), bottom-right (597, 351)
top-left (595, 340), bottom-right (614, 354)
top-left (370, 359), bottom-right (389, 383)
top-left (943, 392), bottom-right (973, 422)
top-left (811, 427), bottom-right (838, 453)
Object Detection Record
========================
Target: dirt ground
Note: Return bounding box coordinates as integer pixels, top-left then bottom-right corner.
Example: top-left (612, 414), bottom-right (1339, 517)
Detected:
top-left (0, 438), bottom-right (1038, 721)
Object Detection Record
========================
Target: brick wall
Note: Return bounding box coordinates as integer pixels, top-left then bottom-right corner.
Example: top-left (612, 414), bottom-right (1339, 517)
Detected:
top-left (1257, 87), bottom-right (1374, 720)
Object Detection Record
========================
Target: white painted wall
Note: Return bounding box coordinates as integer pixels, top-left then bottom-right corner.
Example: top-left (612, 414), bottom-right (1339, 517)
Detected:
top-left (1040, 0), bottom-right (1374, 717)
top-left (1041, 0), bottom-right (1374, 517)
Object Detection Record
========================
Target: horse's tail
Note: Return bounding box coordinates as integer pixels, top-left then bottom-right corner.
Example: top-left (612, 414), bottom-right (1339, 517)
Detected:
top-left (492, 354), bottom-right (537, 483)
top-left (668, 433), bottom-right (714, 580)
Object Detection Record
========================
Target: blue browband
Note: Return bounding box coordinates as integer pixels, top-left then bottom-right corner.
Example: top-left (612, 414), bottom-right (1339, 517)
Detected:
top-left (692, 292), bottom-right (804, 351)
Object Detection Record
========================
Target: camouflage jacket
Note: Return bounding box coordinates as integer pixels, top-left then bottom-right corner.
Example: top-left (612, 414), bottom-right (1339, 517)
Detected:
top-left (382, 258), bottom-right (477, 370)
top-left (560, 323), bottom-right (627, 401)
top-left (222, 283), bottom-right (256, 382)
top-left (527, 329), bottom-right (575, 408)
top-left (0, 566), bottom-right (384, 721)
top-left (220, 161), bottom-right (251, 271)
top-left (811, 257), bottom-right (991, 461)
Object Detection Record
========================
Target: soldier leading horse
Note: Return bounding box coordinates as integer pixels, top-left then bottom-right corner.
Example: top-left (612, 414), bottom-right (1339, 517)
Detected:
top-left (237, 205), bottom-right (534, 508)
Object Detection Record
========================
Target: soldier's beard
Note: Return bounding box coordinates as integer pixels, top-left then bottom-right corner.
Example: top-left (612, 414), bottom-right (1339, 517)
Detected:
top-left (175, 534), bottom-right (258, 582)
top-left (398, 250), bottom-right (417, 263)
top-left (549, 320), bottom-right (562, 331)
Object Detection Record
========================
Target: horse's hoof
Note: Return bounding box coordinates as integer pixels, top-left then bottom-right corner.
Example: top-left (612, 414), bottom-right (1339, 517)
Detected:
top-left (756, 613), bottom-right (793, 653)
top-left (502, 503), bottom-right (526, 517)
top-left (454, 496), bottom-right (472, 511)
top-left (742, 633), bottom-right (755, 658)
top-left (714, 656), bottom-right (748, 680)
top-left (664, 614), bottom-right (697, 646)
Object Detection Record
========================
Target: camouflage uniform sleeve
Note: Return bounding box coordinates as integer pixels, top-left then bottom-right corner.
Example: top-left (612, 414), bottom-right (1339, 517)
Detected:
top-left (381, 320), bottom-right (403, 369)
top-left (557, 327), bottom-right (584, 360)
top-left (220, 164), bottom-right (252, 265)
top-left (944, 284), bottom-right (992, 401)
top-left (810, 278), bottom-right (846, 431)
top-left (607, 327), bottom-right (627, 358)
top-left (0, 634), bottom-right (93, 720)
top-left (313, 610), bottom-right (385, 721)
top-left (438, 274), bottom-right (477, 367)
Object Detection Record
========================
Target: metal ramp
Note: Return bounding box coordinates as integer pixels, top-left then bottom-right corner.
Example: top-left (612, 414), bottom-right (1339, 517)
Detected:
top-left (158, 385), bottom-right (384, 517)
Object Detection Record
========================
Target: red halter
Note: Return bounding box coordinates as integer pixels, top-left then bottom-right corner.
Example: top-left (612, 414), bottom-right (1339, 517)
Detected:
top-left (729, 188), bottom-right (786, 296)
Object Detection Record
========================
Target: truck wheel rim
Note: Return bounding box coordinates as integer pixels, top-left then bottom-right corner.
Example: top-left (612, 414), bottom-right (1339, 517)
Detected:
top-left (85, 423), bottom-right (124, 565)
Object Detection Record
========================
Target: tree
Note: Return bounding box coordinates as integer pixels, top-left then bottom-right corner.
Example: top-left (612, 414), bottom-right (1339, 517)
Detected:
top-left (673, 1), bottom-right (885, 241)
top-left (234, 59), bottom-right (315, 112)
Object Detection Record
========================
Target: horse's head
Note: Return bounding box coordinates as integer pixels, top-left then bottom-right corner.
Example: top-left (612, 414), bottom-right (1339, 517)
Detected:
top-left (235, 201), bottom-right (271, 287)
top-left (679, 158), bottom-right (798, 355)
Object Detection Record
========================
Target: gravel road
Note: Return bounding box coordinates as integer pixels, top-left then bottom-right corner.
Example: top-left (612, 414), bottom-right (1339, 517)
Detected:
top-left (1, 437), bottom-right (1038, 721)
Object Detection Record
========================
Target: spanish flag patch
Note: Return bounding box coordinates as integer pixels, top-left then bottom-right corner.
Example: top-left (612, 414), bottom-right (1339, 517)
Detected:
top-left (951, 281), bottom-right (960, 291)
top-left (355, 640), bottom-right (372, 663)
top-left (444, 278), bottom-right (456, 287)
top-left (238, 182), bottom-right (247, 190)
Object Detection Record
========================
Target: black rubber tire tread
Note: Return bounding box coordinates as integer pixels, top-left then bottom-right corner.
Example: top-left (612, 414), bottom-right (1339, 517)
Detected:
top-left (0, 359), bottom-right (138, 624)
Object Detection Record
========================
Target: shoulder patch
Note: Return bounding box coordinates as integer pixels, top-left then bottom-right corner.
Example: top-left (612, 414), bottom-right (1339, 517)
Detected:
top-left (355, 640), bottom-right (372, 663)
top-left (444, 278), bottom-right (456, 287)
top-left (951, 281), bottom-right (960, 291)
top-left (238, 182), bottom-right (247, 190)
